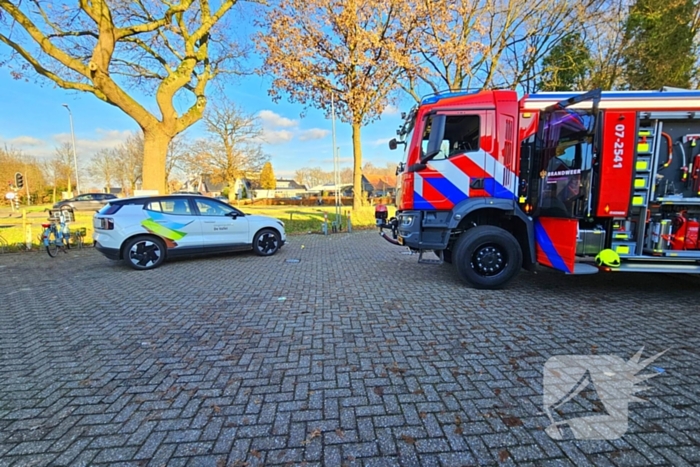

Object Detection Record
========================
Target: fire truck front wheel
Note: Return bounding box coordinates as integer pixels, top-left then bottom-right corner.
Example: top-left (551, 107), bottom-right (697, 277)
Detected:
top-left (453, 226), bottom-right (522, 289)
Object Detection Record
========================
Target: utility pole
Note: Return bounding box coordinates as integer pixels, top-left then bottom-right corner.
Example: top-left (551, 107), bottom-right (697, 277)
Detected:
top-left (62, 104), bottom-right (81, 194)
top-left (331, 94), bottom-right (341, 230)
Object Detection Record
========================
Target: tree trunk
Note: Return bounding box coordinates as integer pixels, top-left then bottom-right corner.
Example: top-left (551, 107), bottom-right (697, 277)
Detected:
top-left (352, 122), bottom-right (363, 211)
top-left (141, 128), bottom-right (170, 194)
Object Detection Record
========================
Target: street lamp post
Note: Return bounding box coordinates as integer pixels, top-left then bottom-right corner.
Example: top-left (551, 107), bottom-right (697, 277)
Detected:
top-left (62, 104), bottom-right (81, 194)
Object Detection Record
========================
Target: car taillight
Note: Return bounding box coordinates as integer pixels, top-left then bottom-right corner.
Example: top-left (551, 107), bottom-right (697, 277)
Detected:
top-left (96, 218), bottom-right (114, 230)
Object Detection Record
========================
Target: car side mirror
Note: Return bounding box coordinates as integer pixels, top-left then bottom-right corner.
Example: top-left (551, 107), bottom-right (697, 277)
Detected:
top-left (226, 212), bottom-right (238, 219)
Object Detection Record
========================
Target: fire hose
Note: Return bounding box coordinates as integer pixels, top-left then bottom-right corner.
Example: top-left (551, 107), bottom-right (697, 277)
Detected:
top-left (379, 231), bottom-right (401, 245)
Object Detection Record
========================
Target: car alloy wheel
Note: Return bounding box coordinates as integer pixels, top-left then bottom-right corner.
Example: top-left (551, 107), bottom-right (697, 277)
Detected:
top-left (124, 236), bottom-right (166, 270)
top-left (253, 229), bottom-right (280, 256)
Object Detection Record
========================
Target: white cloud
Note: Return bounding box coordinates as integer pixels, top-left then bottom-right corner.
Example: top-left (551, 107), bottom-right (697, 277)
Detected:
top-left (53, 128), bottom-right (132, 154)
top-left (1, 128), bottom-right (136, 159)
top-left (298, 128), bottom-right (330, 141)
top-left (260, 129), bottom-right (295, 145)
top-left (382, 104), bottom-right (400, 116)
top-left (257, 110), bottom-right (299, 129)
top-left (5, 136), bottom-right (43, 147)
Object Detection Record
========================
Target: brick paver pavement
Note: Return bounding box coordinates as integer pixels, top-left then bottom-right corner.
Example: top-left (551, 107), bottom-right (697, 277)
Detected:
top-left (1, 231), bottom-right (699, 466)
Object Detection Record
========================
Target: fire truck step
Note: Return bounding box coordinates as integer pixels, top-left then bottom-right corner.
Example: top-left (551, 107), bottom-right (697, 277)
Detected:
top-left (565, 263), bottom-right (600, 275)
top-left (610, 261), bottom-right (700, 273)
top-left (644, 250), bottom-right (700, 259)
top-left (418, 249), bottom-right (444, 265)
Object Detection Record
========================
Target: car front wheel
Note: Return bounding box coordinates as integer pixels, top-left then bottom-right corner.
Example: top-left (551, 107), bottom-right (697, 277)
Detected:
top-left (253, 229), bottom-right (281, 256)
top-left (123, 236), bottom-right (166, 270)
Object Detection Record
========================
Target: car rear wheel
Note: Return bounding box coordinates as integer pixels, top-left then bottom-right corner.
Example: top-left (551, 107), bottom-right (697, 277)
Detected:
top-left (253, 229), bottom-right (281, 256)
top-left (123, 236), bottom-right (166, 270)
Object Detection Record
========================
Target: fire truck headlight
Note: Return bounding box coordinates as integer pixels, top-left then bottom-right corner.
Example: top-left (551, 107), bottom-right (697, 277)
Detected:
top-left (401, 215), bottom-right (414, 227)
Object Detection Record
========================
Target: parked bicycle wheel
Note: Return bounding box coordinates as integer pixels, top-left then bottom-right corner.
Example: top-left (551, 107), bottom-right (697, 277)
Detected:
top-left (45, 230), bottom-right (64, 257)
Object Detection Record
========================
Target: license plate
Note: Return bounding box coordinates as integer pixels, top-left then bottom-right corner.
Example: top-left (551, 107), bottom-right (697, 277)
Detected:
top-left (398, 236), bottom-right (404, 245)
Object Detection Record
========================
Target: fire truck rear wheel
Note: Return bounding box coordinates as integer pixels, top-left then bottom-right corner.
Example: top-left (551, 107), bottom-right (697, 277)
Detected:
top-left (453, 225), bottom-right (522, 289)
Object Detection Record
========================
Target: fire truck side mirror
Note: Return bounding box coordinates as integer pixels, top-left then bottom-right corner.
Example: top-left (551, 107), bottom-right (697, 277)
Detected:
top-left (388, 138), bottom-right (398, 150)
top-left (422, 114), bottom-right (446, 163)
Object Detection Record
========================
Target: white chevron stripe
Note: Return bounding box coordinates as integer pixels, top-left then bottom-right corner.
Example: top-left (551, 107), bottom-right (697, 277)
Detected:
top-left (414, 173), bottom-right (423, 197)
top-left (464, 149), bottom-right (519, 196)
top-left (427, 159), bottom-right (471, 197)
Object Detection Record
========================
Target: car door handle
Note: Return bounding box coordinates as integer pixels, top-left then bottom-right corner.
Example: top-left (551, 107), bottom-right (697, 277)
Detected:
top-left (203, 221), bottom-right (216, 223)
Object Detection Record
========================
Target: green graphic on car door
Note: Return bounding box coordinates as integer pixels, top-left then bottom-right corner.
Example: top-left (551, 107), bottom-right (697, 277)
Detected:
top-left (141, 211), bottom-right (193, 247)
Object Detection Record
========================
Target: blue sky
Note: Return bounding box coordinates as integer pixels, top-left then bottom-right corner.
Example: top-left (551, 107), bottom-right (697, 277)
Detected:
top-left (0, 58), bottom-right (414, 188)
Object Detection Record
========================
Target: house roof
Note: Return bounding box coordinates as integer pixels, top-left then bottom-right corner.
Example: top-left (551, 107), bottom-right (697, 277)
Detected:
top-left (373, 178), bottom-right (394, 190)
top-left (276, 179), bottom-right (306, 190)
top-left (366, 176), bottom-right (395, 190)
top-left (307, 175), bottom-right (374, 193)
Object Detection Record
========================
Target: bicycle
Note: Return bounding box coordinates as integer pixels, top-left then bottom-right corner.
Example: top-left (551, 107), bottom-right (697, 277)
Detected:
top-left (42, 209), bottom-right (73, 257)
top-left (69, 227), bottom-right (86, 249)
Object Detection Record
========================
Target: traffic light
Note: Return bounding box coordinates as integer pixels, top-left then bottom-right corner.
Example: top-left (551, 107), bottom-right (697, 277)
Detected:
top-left (15, 172), bottom-right (24, 189)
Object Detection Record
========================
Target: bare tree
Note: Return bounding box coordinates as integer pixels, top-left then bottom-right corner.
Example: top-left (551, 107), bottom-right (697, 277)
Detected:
top-left (256, 0), bottom-right (412, 209)
top-left (339, 167), bottom-right (354, 184)
top-left (294, 166), bottom-right (335, 188)
top-left (398, 0), bottom-right (604, 98)
top-left (52, 142), bottom-right (76, 194)
top-left (0, 0), bottom-right (246, 194)
top-left (190, 98), bottom-right (268, 200)
top-left (89, 148), bottom-right (119, 193)
top-left (581, 0), bottom-right (632, 90)
top-left (294, 168), bottom-right (310, 188)
top-left (114, 133), bottom-right (144, 196)
top-left (165, 133), bottom-right (189, 192)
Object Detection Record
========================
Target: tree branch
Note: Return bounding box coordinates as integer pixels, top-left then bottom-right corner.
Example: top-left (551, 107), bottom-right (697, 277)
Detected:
top-left (122, 36), bottom-right (173, 73)
top-left (116, 0), bottom-right (196, 40)
top-left (0, 0), bottom-right (90, 77)
top-left (46, 30), bottom-right (99, 39)
top-left (0, 32), bottom-right (102, 97)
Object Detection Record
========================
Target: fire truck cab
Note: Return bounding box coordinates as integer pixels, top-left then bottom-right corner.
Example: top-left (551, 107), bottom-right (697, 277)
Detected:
top-left (376, 87), bottom-right (700, 289)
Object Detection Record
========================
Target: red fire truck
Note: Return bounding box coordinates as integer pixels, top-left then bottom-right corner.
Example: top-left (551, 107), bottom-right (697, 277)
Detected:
top-left (375, 87), bottom-right (700, 289)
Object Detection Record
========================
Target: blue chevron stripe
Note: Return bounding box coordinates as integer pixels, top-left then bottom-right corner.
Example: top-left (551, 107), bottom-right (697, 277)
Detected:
top-left (413, 192), bottom-right (435, 210)
top-left (534, 221), bottom-right (570, 273)
top-left (483, 178), bottom-right (516, 200)
top-left (424, 176), bottom-right (468, 204)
